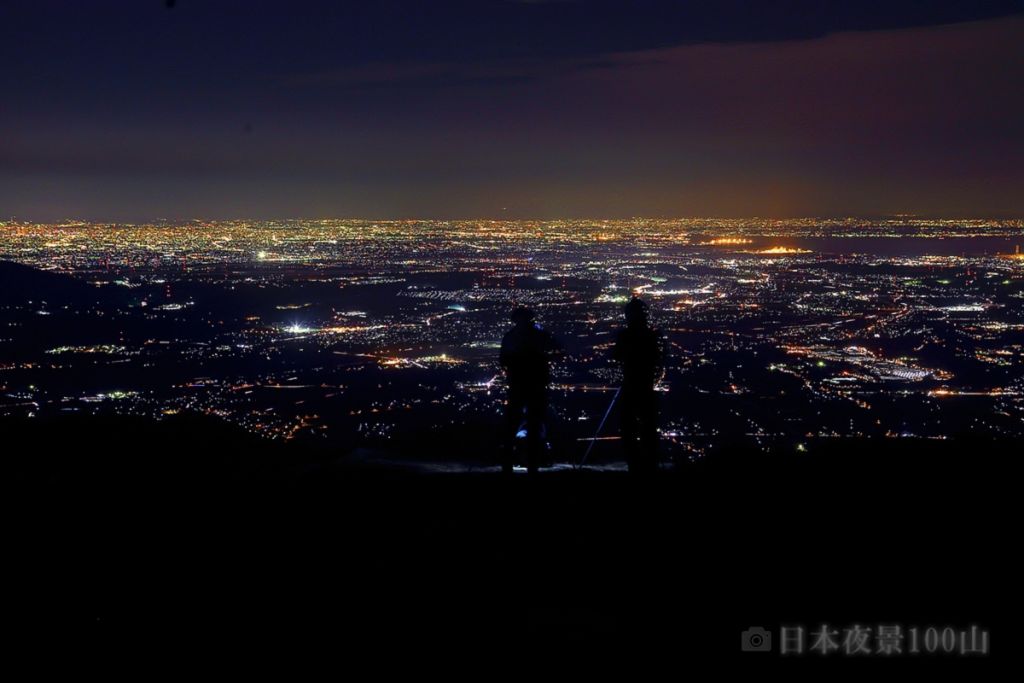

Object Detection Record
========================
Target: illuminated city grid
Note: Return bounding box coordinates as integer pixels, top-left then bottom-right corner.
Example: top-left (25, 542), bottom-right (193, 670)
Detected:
top-left (1, 218), bottom-right (1022, 464)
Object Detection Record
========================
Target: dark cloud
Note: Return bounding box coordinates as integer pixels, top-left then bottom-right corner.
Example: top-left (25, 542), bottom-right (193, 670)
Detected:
top-left (3, 1), bottom-right (1022, 77)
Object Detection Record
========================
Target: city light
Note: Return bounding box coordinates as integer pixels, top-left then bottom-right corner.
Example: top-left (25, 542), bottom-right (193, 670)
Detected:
top-left (0, 217), bottom-right (1021, 451)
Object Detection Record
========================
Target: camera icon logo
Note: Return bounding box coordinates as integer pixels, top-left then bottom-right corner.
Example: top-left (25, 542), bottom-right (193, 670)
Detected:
top-left (741, 626), bottom-right (772, 652)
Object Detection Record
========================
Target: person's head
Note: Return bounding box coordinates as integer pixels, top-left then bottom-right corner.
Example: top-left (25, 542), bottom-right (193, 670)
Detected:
top-left (624, 296), bottom-right (648, 327)
top-left (510, 305), bottom-right (536, 327)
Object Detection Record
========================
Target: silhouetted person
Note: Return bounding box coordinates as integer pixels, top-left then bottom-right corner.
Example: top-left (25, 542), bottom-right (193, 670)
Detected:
top-left (612, 297), bottom-right (662, 475)
top-left (500, 306), bottom-right (560, 474)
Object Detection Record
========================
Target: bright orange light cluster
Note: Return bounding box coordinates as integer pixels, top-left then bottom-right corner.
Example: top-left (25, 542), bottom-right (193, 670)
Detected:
top-left (756, 246), bottom-right (812, 255)
top-left (703, 237), bottom-right (752, 245)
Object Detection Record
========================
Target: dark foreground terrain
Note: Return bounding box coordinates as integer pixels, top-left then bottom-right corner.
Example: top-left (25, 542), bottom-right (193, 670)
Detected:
top-left (7, 413), bottom-right (1016, 673)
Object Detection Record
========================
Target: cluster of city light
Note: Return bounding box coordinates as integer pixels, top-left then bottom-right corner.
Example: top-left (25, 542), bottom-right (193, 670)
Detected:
top-left (1, 217), bottom-right (1021, 452)
top-left (754, 246), bottom-right (813, 255)
top-left (702, 237), bottom-right (753, 245)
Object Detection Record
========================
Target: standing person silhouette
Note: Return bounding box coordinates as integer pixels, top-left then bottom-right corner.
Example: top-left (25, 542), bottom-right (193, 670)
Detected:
top-left (499, 306), bottom-right (560, 474)
top-left (612, 297), bottom-right (663, 475)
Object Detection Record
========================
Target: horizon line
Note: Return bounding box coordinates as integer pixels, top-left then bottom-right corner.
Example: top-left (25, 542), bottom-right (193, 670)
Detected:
top-left (4, 214), bottom-right (1024, 225)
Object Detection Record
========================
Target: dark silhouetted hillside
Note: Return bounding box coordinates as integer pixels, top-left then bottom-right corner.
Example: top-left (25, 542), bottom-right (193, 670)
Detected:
top-left (6, 412), bottom-right (1013, 672)
top-left (0, 260), bottom-right (101, 305)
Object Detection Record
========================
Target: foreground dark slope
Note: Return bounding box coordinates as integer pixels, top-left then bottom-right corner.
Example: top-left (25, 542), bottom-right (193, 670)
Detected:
top-left (7, 413), bottom-right (1015, 670)
top-left (0, 260), bottom-right (127, 307)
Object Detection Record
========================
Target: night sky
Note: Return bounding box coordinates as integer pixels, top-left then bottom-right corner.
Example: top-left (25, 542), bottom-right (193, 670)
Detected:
top-left (2, 1), bottom-right (1022, 221)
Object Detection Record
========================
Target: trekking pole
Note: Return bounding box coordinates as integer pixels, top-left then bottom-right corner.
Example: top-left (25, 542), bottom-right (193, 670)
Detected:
top-left (577, 387), bottom-right (620, 470)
